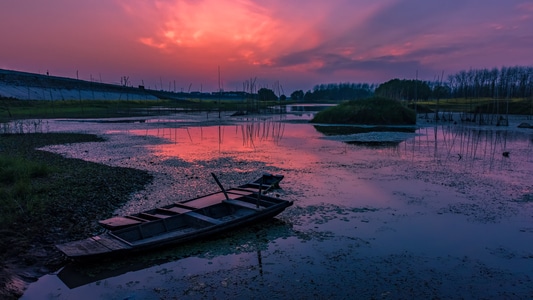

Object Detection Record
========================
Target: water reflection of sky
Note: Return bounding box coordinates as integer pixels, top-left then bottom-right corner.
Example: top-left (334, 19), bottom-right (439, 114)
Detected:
top-left (129, 122), bottom-right (332, 170)
top-left (23, 115), bottom-right (533, 299)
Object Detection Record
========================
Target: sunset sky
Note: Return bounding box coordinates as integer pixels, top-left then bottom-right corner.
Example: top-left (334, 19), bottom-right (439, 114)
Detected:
top-left (1, 0), bottom-right (532, 93)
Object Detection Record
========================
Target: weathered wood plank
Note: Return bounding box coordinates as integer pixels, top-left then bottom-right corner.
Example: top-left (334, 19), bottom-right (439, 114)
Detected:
top-left (180, 192), bottom-right (227, 208)
top-left (227, 190), bottom-right (254, 197)
top-left (98, 217), bottom-right (142, 229)
top-left (185, 211), bottom-right (223, 224)
top-left (223, 199), bottom-right (262, 211)
top-left (93, 236), bottom-right (129, 250)
top-left (162, 206), bottom-right (192, 214)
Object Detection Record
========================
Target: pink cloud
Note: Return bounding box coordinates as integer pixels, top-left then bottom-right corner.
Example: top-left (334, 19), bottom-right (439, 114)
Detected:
top-left (119, 0), bottom-right (287, 66)
top-left (1, 0), bottom-right (532, 92)
top-left (117, 0), bottom-right (389, 72)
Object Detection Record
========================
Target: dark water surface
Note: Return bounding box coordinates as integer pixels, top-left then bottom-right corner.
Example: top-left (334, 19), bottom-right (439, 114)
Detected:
top-left (22, 111), bottom-right (533, 299)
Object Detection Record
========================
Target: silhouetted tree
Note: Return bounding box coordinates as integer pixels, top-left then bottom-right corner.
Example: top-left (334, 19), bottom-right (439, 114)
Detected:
top-left (432, 85), bottom-right (451, 99)
top-left (304, 90), bottom-right (314, 101)
top-left (290, 90), bottom-right (304, 101)
top-left (446, 66), bottom-right (533, 99)
top-left (257, 88), bottom-right (278, 101)
top-left (375, 79), bottom-right (431, 100)
top-left (301, 82), bottom-right (374, 101)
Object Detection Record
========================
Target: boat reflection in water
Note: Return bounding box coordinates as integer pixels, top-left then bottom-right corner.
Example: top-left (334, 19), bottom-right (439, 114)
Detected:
top-left (55, 217), bottom-right (293, 289)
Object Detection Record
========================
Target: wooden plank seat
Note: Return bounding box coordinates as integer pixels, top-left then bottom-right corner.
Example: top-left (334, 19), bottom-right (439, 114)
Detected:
top-left (138, 212), bottom-right (182, 220)
top-left (185, 211), bottom-right (223, 225)
top-left (156, 207), bottom-right (184, 215)
top-left (161, 206), bottom-right (192, 214)
top-left (173, 203), bottom-right (197, 209)
top-left (223, 199), bottom-right (263, 210)
top-left (237, 195), bottom-right (277, 206)
top-left (98, 216), bottom-right (144, 230)
top-left (244, 182), bottom-right (263, 188)
top-left (180, 193), bottom-right (228, 208)
top-left (138, 213), bottom-right (164, 220)
top-left (233, 187), bottom-right (259, 193)
top-left (227, 190), bottom-right (255, 196)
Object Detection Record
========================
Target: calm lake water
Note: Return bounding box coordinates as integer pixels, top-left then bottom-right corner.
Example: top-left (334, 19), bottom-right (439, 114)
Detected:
top-left (22, 109), bottom-right (533, 299)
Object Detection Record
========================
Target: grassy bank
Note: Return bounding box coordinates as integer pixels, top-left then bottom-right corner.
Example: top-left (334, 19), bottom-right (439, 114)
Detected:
top-left (413, 98), bottom-right (533, 115)
top-left (311, 97), bottom-right (416, 125)
top-left (0, 133), bottom-right (152, 298)
top-left (0, 98), bottom-right (286, 122)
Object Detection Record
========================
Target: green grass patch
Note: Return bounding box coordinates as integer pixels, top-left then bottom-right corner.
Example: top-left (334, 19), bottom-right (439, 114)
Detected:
top-left (412, 98), bottom-right (533, 115)
top-left (473, 99), bottom-right (533, 115)
top-left (311, 97), bottom-right (416, 125)
top-left (0, 155), bottom-right (50, 184)
top-left (0, 98), bottom-right (288, 122)
top-left (0, 155), bottom-right (53, 223)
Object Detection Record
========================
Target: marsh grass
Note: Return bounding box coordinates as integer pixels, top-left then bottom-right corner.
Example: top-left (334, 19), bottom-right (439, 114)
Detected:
top-left (414, 98), bottom-right (533, 115)
top-left (0, 155), bottom-right (51, 224)
top-left (1, 99), bottom-right (174, 120)
top-left (0, 119), bottom-right (49, 134)
top-left (0, 156), bottom-right (50, 183)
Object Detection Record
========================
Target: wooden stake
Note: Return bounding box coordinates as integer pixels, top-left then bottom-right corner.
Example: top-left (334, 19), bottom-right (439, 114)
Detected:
top-left (211, 173), bottom-right (229, 200)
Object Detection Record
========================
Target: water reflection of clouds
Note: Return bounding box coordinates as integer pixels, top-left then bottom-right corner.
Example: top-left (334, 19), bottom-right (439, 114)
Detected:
top-left (130, 122), bottom-right (329, 171)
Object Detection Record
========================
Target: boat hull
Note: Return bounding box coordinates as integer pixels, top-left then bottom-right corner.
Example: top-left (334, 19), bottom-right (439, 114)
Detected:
top-left (56, 175), bottom-right (291, 260)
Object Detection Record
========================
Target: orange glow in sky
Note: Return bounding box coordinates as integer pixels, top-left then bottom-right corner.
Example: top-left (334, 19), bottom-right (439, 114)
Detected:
top-left (1, 0), bottom-right (532, 93)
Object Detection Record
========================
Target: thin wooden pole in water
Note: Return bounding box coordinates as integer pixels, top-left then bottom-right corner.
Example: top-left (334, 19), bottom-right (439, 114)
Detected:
top-left (256, 175), bottom-right (263, 208)
top-left (218, 66), bottom-right (221, 119)
top-left (415, 69), bottom-right (418, 114)
top-left (211, 173), bottom-right (229, 200)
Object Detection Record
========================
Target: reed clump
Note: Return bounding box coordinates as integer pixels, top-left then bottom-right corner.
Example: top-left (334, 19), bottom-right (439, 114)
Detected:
top-left (311, 97), bottom-right (416, 125)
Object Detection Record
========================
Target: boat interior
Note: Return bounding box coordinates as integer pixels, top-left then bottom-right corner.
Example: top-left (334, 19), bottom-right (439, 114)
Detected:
top-left (108, 191), bottom-right (283, 245)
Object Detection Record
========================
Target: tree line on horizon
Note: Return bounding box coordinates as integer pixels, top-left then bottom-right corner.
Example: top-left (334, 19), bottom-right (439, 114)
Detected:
top-left (289, 83), bottom-right (375, 101)
top-left (288, 65), bottom-right (533, 102)
top-left (447, 66), bottom-right (533, 99)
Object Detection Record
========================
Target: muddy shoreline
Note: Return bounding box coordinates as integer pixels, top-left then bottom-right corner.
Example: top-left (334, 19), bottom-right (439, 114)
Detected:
top-left (0, 133), bottom-right (153, 299)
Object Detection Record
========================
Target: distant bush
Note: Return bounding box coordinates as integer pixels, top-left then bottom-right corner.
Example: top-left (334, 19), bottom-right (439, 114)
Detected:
top-left (311, 97), bottom-right (416, 125)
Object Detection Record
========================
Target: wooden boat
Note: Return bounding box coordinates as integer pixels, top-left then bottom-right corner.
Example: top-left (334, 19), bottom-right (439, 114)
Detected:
top-left (56, 173), bottom-right (292, 260)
